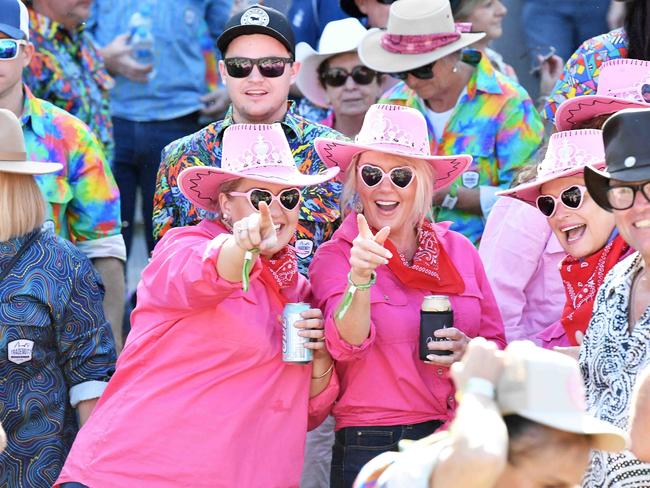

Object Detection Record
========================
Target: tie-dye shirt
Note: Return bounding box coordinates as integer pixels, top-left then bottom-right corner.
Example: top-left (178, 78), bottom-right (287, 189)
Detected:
top-left (379, 54), bottom-right (544, 245)
top-left (22, 87), bottom-right (125, 261)
top-left (543, 28), bottom-right (628, 123)
top-left (24, 6), bottom-right (114, 162)
top-left (153, 102), bottom-right (344, 274)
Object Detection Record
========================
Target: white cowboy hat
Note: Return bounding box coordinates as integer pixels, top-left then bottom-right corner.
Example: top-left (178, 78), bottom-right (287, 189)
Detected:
top-left (0, 109), bottom-right (62, 175)
top-left (178, 123), bottom-right (340, 213)
top-left (296, 18), bottom-right (390, 108)
top-left (358, 0), bottom-right (485, 74)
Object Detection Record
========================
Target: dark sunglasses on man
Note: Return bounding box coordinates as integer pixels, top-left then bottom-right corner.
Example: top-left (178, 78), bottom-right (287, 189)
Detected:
top-left (0, 39), bottom-right (26, 60)
top-left (224, 56), bottom-right (294, 78)
top-left (320, 66), bottom-right (378, 87)
top-left (389, 61), bottom-right (436, 81)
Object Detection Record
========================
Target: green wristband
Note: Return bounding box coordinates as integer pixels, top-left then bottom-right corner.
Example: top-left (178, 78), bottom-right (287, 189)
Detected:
top-left (335, 271), bottom-right (377, 320)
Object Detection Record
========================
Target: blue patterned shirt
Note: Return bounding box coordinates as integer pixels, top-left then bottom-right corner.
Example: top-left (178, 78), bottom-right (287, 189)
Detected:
top-left (0, 230), bottom-right (116, 488)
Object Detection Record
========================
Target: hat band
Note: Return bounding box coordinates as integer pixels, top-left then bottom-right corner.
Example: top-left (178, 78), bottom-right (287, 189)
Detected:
top-left (379, 23), bottom-right (472, 55)
top-left (0, 151), bottom-right (27, 161)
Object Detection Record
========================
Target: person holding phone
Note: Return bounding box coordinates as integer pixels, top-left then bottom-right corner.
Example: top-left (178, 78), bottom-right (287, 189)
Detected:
top-left (56, 123), bottom-right (340, 488)
top-left (310, 103), bottom-right (506, 488)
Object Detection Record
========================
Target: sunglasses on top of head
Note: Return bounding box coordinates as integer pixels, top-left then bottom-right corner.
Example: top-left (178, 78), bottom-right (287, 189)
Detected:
top-left (535, 185), bottom-right (586, 218)
top-left (390, 62), bottom-right (436, 81)
top-left (224, 56), bottom-right (294, 78)
top-left (228, 187), bottom-right (302, 211)
top-left (320, 66), bottom-right (378, 87)
top-left (0, 39), bottom-right (27, 60)
top-left (358, 164), bottom-right (415, 189)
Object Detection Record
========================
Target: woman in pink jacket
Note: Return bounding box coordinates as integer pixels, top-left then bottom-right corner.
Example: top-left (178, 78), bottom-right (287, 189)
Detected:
top-left (499, 129), bottom-right (628, 348)
top-left (311, 104), bottom-right (506, 488)
top-left (56, 124), bottom-right (340, 488)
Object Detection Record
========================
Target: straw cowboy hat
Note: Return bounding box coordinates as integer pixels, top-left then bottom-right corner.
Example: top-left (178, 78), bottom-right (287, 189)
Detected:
top-left (314, 103), bottom-right (471, 190)
top-left (178, 123), bottom-right (340, 213)
top-left (358, 0), bottom-right (485, 74)
top-left (0, 109), bottom-right (62, 175)
top-left (296, 17), bottom-right (390, 108)
top-left (555, 59), bottom-right (650, 131)
top-left (585, 108), bottom-right (650, 211)
top-left (498, 129), bottom-right (606, 205)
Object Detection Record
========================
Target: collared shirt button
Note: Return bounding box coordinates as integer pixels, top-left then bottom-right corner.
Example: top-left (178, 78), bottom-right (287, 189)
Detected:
top-left (384, 294), bottom-right (390, 301)
top-left (437, 368), bottom-right (444, 376)
top-left (448, 395), bottom-right (454, 405)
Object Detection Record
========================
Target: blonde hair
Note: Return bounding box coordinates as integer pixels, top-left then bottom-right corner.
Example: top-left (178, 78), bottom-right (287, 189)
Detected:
top-left (341, 153), bottom-right (435, 227)
top-left (0, 172), bottom-right (46, 241)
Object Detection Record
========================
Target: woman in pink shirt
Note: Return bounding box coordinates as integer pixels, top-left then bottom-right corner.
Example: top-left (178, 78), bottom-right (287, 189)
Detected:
top-left (311, 104), bottom-right (506, 488)
top-left (56, 124), bottom-right (340, 488)
top-left (499, 129), bottom-right (628, 348)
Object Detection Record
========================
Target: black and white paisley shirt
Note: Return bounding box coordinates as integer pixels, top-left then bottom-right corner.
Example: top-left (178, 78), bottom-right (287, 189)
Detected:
top-left (580, 252), bottom-right (650, 487)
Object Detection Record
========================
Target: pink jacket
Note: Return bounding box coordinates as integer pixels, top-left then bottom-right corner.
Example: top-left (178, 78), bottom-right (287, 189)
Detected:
top-left (309, 215), bottom-right (506, 430)
top-left (57, 220), bottom-right (338, 488)
top-left (479, 197), bottom-right (566, 346)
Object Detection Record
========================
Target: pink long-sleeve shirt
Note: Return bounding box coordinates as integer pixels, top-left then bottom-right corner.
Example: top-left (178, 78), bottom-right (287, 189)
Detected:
top-left (57, 219), bottom-right (338, 488)
top-left (479, 197), bottom-right (566, 346)
top-left (309, 214), bottom-right (506, 430)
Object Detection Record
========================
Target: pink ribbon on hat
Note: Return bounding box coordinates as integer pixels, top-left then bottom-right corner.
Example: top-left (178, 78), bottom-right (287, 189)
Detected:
top-left (380, 23), bottom-right (472, 55)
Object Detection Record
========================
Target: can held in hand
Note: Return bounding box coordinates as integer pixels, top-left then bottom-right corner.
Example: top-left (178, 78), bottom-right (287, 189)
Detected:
top-left (282, 302), bottom-right (313, 363)
top-left (419, 295), bottom-right (453, 360)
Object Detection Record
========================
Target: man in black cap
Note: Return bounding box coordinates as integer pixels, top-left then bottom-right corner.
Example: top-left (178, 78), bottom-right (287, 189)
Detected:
top-left (340, 0), bottom-right (396, 28)
top-left (580, 107), bottom-right (650, 486)
top-left (153, 4), bottom-right (343, 275)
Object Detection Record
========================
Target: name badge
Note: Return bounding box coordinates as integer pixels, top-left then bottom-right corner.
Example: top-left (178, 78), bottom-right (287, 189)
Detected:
top-left (461, 170), bottom-right (480, 189)
top-left (8, 340), bottom-right (34, 365)
top-left (294, 239), bottom-right (314, 259)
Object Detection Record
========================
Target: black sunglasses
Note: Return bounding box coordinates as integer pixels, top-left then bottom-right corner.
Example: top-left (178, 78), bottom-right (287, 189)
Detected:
top-left (224, 57), bottom-right (294, 78)
top-left (535, 185), bottom-right (586, 217)
top-left (376, 0), bottom-right (399, 3)
top-left (228, 188), bottom-right (302, 211)
top-left (389, 62), bottom-right (436, 81)
top-left (320, 66), bottom-right (377, 87)
top-left (607, 181), bottom-right (650, 210)
top-left (359, 164), bottom-right (415, 189)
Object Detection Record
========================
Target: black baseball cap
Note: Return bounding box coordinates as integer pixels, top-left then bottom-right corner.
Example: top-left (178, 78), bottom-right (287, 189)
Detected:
top-left (217, 4), bottom-right (295, 57)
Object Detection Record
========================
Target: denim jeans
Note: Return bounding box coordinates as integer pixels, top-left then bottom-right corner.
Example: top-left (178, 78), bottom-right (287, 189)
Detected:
top-left (330, 420), bottom-right (443, 488)
top-left (521, 0), bottom-right (610, 63)
top-left (112, 113), bottom-right (202, 256)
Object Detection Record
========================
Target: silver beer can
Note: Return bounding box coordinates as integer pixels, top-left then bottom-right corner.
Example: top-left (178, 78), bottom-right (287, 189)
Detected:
top-left (282, 302), bottom-right (313, 363)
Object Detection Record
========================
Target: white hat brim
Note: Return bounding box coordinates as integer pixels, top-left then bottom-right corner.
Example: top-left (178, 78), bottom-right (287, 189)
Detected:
top-left (359, 28), bottom-right (486, 74)
top-left (515, 410), bottom-right (628, 453)
top-left (0, 160), bottom-right (63, 175)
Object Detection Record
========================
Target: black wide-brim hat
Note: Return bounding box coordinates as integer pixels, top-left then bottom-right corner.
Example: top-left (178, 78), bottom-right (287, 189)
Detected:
top-left (217, 4), bottom-right (295, 57)
top-left (584, 107), bottom-right (650, 211)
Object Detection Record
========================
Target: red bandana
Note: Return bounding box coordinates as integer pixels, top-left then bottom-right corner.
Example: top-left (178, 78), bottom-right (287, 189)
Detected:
top-left (260, 245), bottom-right (298, 308)
top-left (560, 234), bottom-right (631, 345)
top-left (382, 220), bottom-right (465, 294)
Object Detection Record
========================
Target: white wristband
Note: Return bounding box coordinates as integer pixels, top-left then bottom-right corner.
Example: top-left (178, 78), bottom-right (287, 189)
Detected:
top-left (441, 193), bottom-right (458, 209)
top-left (463, 377), bottom-right (495, 399)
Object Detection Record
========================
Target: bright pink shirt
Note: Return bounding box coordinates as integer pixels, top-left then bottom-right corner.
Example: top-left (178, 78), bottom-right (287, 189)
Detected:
top-left (309, 214), bottom-right (506, 430)
top-left (57, 219), bottom-right (337, 488)
top-left (479, 197), bottom-right (566, 346)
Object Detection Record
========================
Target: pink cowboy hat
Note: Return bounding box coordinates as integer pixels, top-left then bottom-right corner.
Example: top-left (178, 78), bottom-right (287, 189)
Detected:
top-left (555, 59), bottom-right (650, 131)
top-left (498, 129), bottom-right (606, 205)
top-left (314, 104), bottom-right (472, 190)
top-left (178, 123), bottom-right (340, 213)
